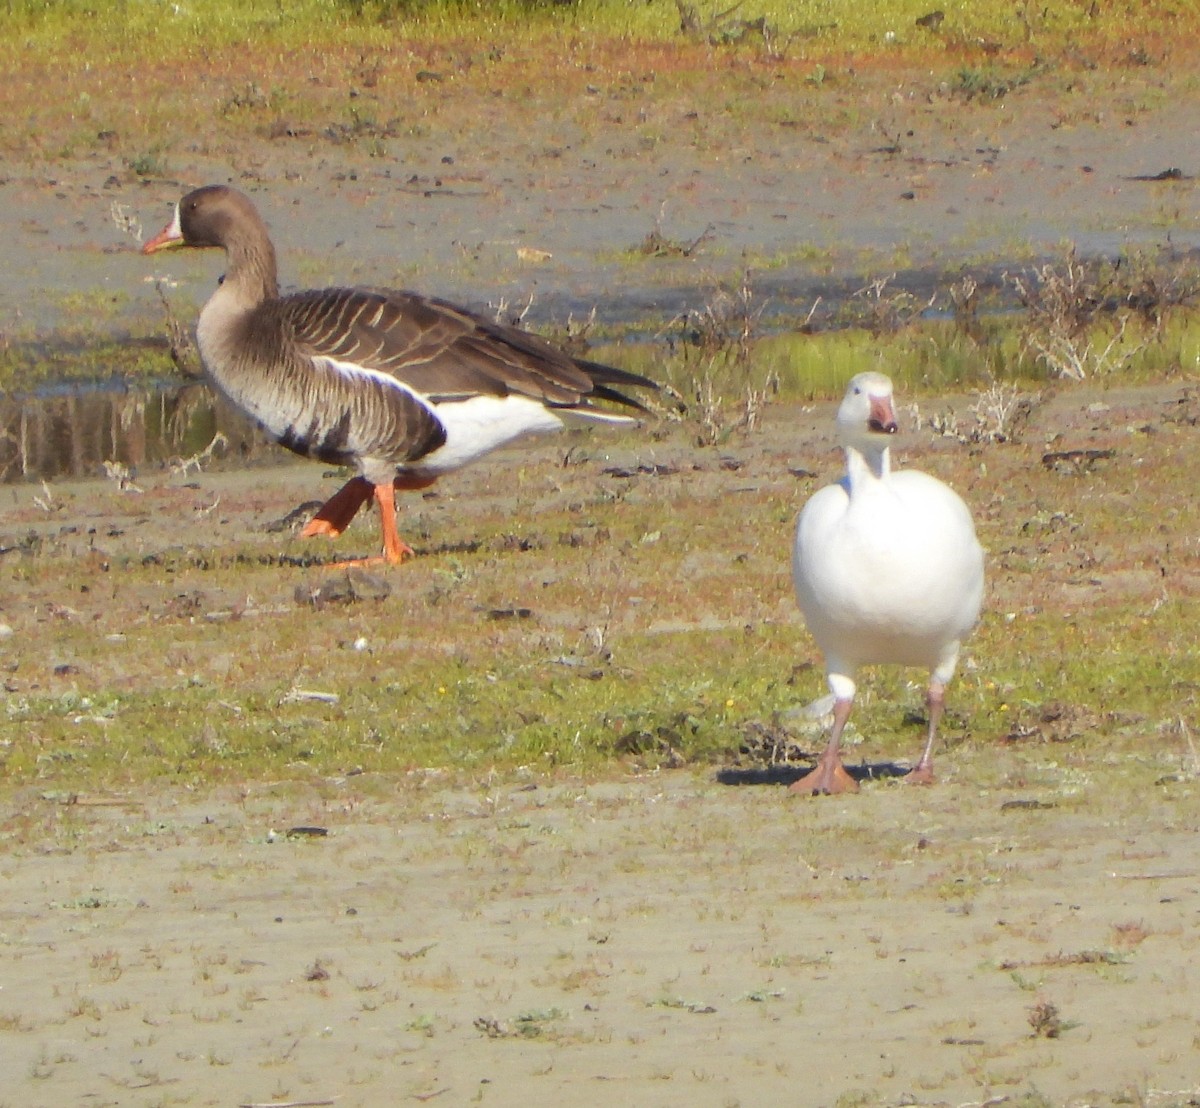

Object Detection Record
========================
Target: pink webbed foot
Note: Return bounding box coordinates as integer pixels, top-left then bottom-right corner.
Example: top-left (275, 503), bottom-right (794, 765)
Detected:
top-left (790, 698), bottom-right (859, 797)
top-left (900, 762), bottom-right (935, 786)
top-left (788, 757), bottom-right (860, 797)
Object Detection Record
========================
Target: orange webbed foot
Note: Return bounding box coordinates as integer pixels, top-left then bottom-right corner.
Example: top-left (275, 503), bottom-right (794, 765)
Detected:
top-left (301, 476), bottom-right (374, 539)
top-left (301, 517), bottom-right (347, 540)
top-left (300, 475), bottom-right (430, 566)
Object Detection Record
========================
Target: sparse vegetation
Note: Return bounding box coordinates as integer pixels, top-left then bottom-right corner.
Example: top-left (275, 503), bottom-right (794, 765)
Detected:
top-left (2, 8), bottom-right (1200, 1104)
top-left (15, 236), bottom-right (1197, 407)
top-left (951, 64), bottom-right (1041, 102)
top-left (1028, 999), bottom-right (1077, 1038)
top-left (2, 361), bottom-right (1197, 790)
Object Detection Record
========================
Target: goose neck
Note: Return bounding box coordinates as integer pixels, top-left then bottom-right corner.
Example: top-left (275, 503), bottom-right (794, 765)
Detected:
top-left (845, 442), bottom-right (891, 487)
top-left (223, 236), bottom-right (279, 306)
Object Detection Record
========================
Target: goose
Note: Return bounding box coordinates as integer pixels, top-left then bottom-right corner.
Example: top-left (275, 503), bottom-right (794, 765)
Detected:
top-left (141, 185), bottom-right (657, 565)
top-left (790, 371), bottom-right (984, 795)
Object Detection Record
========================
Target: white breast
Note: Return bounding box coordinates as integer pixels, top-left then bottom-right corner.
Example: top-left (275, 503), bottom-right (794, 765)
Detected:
top-left (794, 467), bottom-right (984, 675)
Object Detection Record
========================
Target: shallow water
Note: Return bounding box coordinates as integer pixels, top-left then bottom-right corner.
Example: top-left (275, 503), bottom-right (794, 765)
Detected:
top-left (0, 383), bottom-right (269, 485)
top-left (0, 244), bottom-right (1186, 485)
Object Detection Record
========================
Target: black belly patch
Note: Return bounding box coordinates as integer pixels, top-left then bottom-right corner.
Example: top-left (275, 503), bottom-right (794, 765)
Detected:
top-left (277, 411), bottom-right (354, 466)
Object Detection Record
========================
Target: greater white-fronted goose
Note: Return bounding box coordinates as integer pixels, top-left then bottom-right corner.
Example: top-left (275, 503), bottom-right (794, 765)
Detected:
top-left (142, 185), bottom-right (657, 565)
top-left (790, 372), bottom-right (985, 795)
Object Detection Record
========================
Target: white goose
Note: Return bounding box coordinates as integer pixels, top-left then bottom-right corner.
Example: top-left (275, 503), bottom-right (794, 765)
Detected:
top-left (790, 372), bottom-right (984, 795)
top-left (142, 185), bottom-right (657, 565)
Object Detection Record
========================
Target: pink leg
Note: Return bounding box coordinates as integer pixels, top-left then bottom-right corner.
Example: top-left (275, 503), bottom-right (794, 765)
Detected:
top-left (789, 698), bottom-right (860, 796)
top-left (902, 681), bottom-right (944, 786)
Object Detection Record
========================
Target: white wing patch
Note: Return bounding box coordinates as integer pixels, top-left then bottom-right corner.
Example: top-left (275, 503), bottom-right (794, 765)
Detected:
top-left (319, 356), bottom-right (431, 407)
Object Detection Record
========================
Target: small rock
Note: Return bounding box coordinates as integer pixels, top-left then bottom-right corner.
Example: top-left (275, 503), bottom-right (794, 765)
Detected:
top-left (296, 568), bottom-right (392, 607)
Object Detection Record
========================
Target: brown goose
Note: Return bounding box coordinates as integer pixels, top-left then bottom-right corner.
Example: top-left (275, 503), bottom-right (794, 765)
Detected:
top-left (142, 185), bottom-right (657, 564)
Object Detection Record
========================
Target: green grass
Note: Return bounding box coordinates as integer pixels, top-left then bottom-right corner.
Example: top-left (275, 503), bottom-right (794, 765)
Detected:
top-left (4, 381), bottom-right (1198, 795)
top-left (2, 532), bottom-right (803, 789)
top-left (7, 282), bottom-right (1198, 423)
top-left (2, 0), bottom-right (1189, 55)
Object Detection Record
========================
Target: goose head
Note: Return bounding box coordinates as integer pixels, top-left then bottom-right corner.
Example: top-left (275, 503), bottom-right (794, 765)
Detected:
top-left (836, 371), bottom-right (898, 458)
top-left (142, 185), bottom-right (279, 301)
top-left (143, 185), bottom-right (269, 255)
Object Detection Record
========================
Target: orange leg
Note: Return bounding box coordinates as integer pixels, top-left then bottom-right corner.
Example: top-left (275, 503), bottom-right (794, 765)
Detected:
top-left (789, 698), bottom-right (860, 796)
top-left (301, 477), bottom-right (374, 539)
top-left (300, 473), bottom-right (436, 565)
top-left (373, 481), bottom-right (414, 565)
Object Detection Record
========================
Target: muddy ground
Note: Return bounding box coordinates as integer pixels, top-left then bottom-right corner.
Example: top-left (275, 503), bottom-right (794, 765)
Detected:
top-left (5, 60), bottom-right (1200, 339)
top-left (2, 56), bottom-right (1200, 1108)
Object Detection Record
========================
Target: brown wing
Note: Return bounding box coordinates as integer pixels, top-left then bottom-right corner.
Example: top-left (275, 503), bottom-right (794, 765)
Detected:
top-left (230, 297), bottom-right (448, 469)
top-left (279, 287), bottom-right (654, 411)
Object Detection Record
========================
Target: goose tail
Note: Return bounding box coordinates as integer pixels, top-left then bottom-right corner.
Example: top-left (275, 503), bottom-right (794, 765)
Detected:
top-left (577, 358), bottom-right (659, 414)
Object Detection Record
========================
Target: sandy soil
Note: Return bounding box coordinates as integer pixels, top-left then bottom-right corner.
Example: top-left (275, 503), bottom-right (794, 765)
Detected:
top-left (2, 760), bottom-right (1199, 1108)
top-left (2, 58), bottom-right (1200, 1108)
